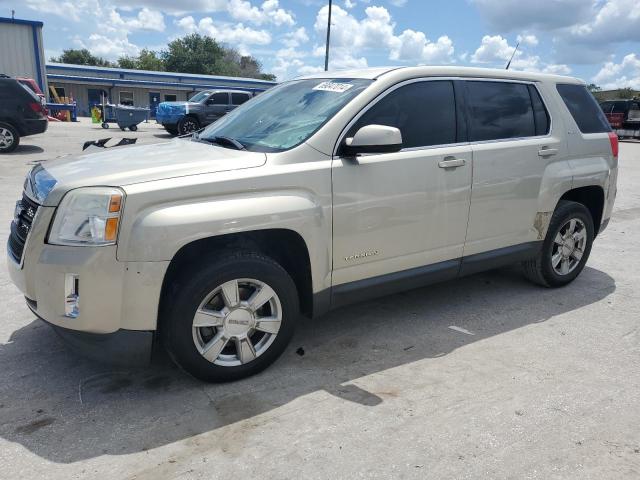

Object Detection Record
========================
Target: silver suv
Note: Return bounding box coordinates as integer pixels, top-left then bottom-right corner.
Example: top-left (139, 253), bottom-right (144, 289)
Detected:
top-left (7, 67), bottom-right (618, 382)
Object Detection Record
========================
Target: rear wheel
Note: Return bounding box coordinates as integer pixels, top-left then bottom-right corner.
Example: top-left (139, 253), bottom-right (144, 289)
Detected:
top-left (522, 200), bottom-right (594, 287)
top-left (0, 123), bottom-right (19, 153)
top-left (177, 116), bottom-right (199, 135)
top-left (162, 252), bottom-right (299, 382)
top-left (129, 124), bottom-right (138, 132)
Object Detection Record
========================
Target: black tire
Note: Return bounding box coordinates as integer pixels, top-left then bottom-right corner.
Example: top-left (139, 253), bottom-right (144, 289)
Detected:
top-left (161, 251), bottom-right (299, 382)
top-left (0, 122), bottom-right (20, 153)
top-left (101, 122), bottom-right (109, 129)
top-left (177, 116), bottom-right (199, 135)
top-left (164, 126), bottom-right (179, 136)
top-left (129, 124), bottom-right (138, 132)
top-left (522, 200), bottom-right (594, 287)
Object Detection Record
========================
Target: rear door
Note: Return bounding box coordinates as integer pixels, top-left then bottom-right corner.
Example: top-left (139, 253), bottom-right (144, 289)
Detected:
top-left (205, 92), bottom-right (230, 123)
top-left (462, 80), bottom-right (565, 258)
top-left (230, 92), bottom-right (251, 112)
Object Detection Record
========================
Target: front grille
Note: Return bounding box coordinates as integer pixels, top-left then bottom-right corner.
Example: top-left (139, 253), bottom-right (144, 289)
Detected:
top-left (8, 193), bottom-right (39, 263)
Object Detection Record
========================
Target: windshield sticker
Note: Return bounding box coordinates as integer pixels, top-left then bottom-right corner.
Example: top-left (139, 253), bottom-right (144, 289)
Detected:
top-left (313, 81), bottom-right (354, 93)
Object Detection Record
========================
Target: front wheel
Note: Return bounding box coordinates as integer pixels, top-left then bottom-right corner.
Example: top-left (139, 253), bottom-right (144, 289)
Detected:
top-left (0, 122), bottom-right (20, 153)
top-left (522, 200), bottom-right (594, 287)
top-left (177, 116), bottom-right (199, 135)
top-left (162, 252), bottom-right (299, 382)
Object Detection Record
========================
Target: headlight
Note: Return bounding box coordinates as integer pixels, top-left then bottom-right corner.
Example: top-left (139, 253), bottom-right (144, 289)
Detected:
top-left (48, 187), bottom-right (124, 246)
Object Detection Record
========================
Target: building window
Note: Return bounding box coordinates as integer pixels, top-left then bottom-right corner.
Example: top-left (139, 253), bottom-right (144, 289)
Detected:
top-left (164, 94), bottom-right (177, 102)
top-left (119, 91), bottom-right (134, 106)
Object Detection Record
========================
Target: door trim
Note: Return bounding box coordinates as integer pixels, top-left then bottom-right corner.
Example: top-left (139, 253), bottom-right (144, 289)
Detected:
top-left (314, 241), bottom-right (542, 317)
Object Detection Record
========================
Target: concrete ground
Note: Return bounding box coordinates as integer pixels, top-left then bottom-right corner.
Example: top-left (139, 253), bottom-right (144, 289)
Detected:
top-left (0, 120), bottom-right (639, 479)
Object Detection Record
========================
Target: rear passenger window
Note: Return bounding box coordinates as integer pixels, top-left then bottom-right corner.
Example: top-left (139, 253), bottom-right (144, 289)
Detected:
top-left (466, 81), bottom-right (535, 141)
top-left (210, 93), bottom-right (228, 105)
top-left (556, 84), bottom-right (611, 134)
top-left (349, 81), bottom-right (457, 149)
top-left (232, 93), bottom-right (250, 105)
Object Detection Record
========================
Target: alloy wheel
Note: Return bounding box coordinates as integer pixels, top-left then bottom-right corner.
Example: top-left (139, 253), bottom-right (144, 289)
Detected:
top-left (0, 127), bottom-right (14, 149)
top-left (192, 278), bottom-right (283, 367)
top-left (551, 218), bottom-right (587, 275)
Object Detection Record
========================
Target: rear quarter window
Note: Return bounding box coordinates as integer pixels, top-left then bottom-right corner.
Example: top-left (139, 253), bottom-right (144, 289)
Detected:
top-left (556, 84), bottom-right (611, 134)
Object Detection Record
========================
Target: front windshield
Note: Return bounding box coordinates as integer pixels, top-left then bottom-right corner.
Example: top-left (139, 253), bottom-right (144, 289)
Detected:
top-left (199, 78), bottom-right (373, 152)
top-left (189, 91), bottom-right (212, 102)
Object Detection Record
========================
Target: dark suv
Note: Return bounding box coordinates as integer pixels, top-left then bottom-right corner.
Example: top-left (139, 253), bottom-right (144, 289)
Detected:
top-left (155, 89), bottom-right (254, 136)
top-left (0, 74), bottom-right (48, 153)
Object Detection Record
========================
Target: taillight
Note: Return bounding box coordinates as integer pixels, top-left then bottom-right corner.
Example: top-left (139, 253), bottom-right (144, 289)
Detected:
top-left (28, 102), bottom-right (45, 115)
top-left (608, 132), bottom-right (619, 157)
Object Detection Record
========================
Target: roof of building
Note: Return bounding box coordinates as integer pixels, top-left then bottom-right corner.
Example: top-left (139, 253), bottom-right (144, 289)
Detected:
top-left (0, 16), bottom-right (43, 27)
top-left (297, 66), bottom-right (583, 84)
top-left (46, 63), bottom-right (277, 86)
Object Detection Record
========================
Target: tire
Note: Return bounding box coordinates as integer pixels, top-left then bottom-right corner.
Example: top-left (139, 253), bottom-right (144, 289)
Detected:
top-left (101, 122), bottom-right (109, 129)
top-left (162, 251), bottom-right (299, 382)
top-left (522, 200), bottom-right (594, 287)
top-left (177, 116), bottom-right (199, 135)
top-left (129, 124), bottom-right (138, 132)
top-left (0, 122), bottom-right (20, 153)
top-left (164, 126), bottom-right (179, 136)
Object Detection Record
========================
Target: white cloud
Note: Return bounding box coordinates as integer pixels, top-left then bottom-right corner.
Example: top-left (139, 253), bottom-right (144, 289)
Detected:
top-left (593, 53), bottom-right (640, 89)
top-left (471, 35), bottom-right (513, 63)
top-left (176, 16), bottom-right (272, 50)
top-left (226, 0), bottom-right (295, 26)
top-left (517, 34), bottom-right (538, 47)
top-left (313, 4), bottom-right (455, 66)
top-left (470, 35), bottom-right (570, 75)
top-left (109, 7), bottom-right (166, 32)
top-left (282, 27), bottom-right (309, 48)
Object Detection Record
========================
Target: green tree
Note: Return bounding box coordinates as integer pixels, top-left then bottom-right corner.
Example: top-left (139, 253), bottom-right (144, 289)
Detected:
top-left (616, 87), bottom-right (635, 99)
top-left (587, 83), bottom-right (601, 93)
top-left (137, 49), bottom-right (165, 71)
top-left (162, 33), bottom-right (227, 75)
top-left (118, 49), bottom-right (164, 71)
top-left (50, 48), bottom-right (114, 67)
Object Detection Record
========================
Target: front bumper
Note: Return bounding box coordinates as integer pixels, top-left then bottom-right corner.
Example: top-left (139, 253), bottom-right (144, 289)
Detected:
top-left (156, 112), bottom-right (183, 126)
top-left (7, 205), bottom-right (169, 363)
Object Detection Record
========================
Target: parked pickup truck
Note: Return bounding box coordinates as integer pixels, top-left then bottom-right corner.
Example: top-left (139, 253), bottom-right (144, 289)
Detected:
top-left (156, 89), bottom-right (254, 136)
top-left (8, 66), bottom-right (617, 382)
top-left (600, 99), bottom-right (640, 139)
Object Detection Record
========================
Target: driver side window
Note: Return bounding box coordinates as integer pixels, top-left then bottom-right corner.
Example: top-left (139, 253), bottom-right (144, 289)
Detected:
top-left (209, 93), bottom-right (229, 105)
top-left (348, 80), bottom-right (457, 149)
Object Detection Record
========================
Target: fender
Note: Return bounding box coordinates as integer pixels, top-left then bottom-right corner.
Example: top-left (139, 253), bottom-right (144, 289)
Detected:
top-left (117, 161), bottom-right (333, 295)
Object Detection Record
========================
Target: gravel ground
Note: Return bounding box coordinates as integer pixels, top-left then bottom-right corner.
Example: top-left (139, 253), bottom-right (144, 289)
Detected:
top-left (0, 120), bottom-right (638, 479)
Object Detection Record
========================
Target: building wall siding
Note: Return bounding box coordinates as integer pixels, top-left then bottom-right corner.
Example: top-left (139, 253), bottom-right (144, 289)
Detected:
top-left (0, 23), bottom-right (38, 83)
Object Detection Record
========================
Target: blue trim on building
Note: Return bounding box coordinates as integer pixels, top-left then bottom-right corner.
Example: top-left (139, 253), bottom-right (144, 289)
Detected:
top-left (0, 17), bottom-right (43, 27)
top-left (46, 74), bottom-right (269, 93)
top-left (46, 63), bottom-right (276, 87)
top-left (31, 25), bottom-right (44, 91)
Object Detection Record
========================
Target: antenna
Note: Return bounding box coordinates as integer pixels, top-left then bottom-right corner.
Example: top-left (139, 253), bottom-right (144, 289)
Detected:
top-left (505, 41), bottom-right (520, 70)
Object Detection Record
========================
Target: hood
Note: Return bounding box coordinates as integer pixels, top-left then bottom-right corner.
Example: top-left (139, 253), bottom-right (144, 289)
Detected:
top-left (33, 139), bottom-right (266, 206)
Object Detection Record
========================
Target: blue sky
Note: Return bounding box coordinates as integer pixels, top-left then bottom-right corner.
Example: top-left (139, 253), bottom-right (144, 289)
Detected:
top-left (2, 0), bottom-right (639, 88)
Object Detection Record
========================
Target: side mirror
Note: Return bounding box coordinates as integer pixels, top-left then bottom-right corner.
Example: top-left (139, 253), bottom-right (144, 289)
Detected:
top-left (342, 124), bottom-right (403, 156)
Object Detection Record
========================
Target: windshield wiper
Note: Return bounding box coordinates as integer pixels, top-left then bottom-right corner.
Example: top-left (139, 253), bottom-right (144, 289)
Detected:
top-left (196, 135), bottom-right (246, 150)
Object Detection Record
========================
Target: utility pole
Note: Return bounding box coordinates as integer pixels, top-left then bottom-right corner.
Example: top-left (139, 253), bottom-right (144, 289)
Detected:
top-left (324, 0), bottom-right (332, 71)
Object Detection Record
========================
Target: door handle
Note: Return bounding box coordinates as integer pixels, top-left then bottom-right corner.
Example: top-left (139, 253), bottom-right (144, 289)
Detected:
top-left (538, 147), bottom-right (558, 157)
top-left (438, 157), bottom-right (466, 169)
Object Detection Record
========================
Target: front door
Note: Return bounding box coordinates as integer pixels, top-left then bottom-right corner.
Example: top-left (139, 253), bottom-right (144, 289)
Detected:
top-left (331, 80), bottom-right (472, 289)
top-left (205, 92), bottom-right (230, 123)
top-left (148, 92), bottom-right (160, 118)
